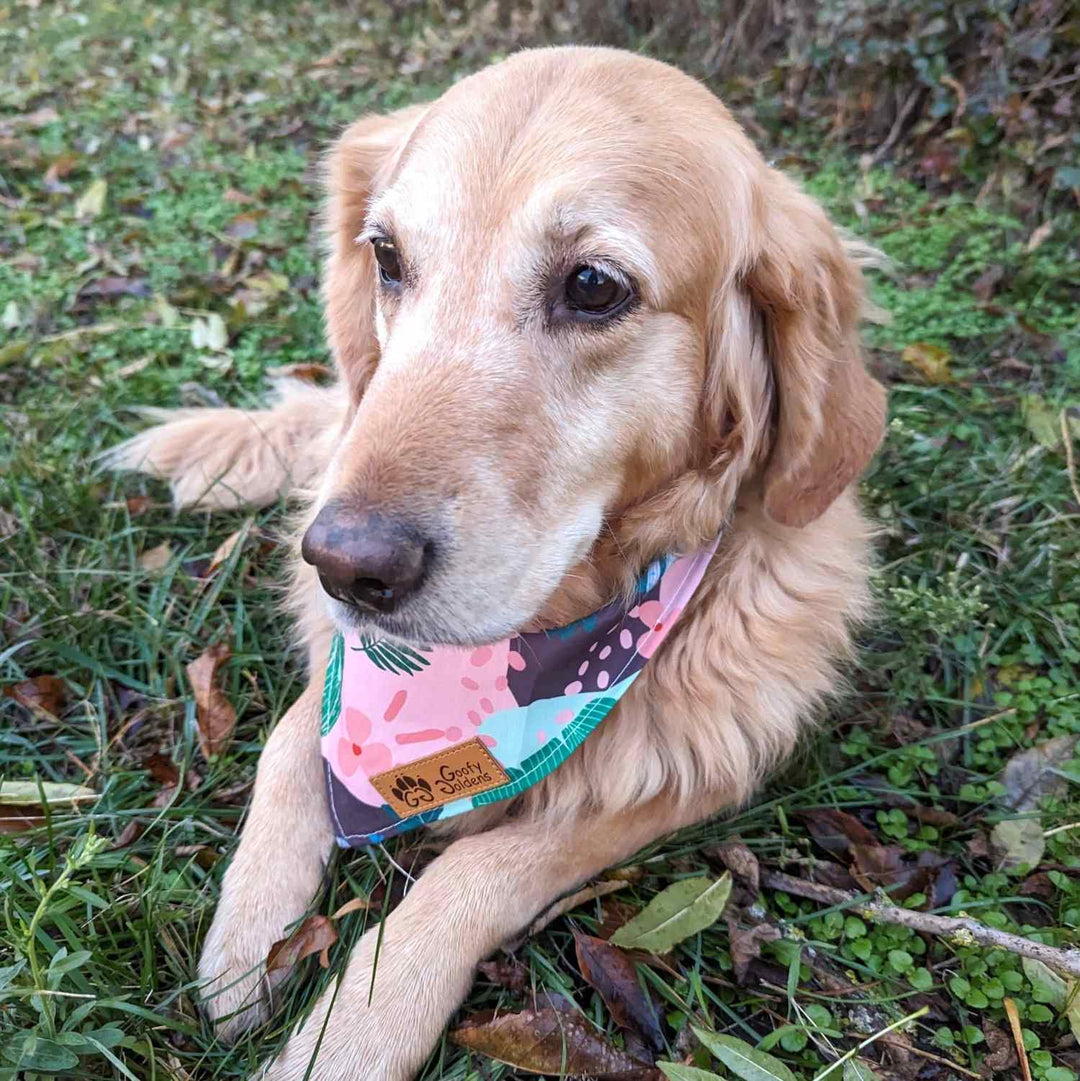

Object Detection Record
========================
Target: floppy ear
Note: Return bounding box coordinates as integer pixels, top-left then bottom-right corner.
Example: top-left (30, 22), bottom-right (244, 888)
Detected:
top-left (322, 106), bottom-right (426, 402)
top-left (748, 173), bottom-right (887, 528)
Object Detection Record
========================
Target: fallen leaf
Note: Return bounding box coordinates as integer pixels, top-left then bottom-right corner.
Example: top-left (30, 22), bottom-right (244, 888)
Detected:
top-left (727, 920), bottom-right (781, 984)
top-left (74, 178), bottom-right (107, 220)
top-left (79, 276), bottom-right (150, 299)
top-left (0, 804), bottom-right (46, 834)
top-left (223, 188), bottom-right (256, 204)
top-left (709, 842), bottom-right (760, 893)
top-left (991, 818), bottom-right (1045, 873)
top-left (478, 956), bottom-right (530, 992)
top-left (450, 1006), bottom-right (657, 1078)
top-left (207, 521), bottom-right (251, 575)
top-left (1021, 957), bottom-right (1068, 1011)
top-left (1022, 394), bottom-right (1064, 450)
top-left (3, 674), bottom-right (68, 717)
top-left (190, 313), bottom-right (229, 352)
top-left (900, 342), bottom-right (953, 385)
top-left (224, 212), bottom-right (263, 241)
top-left (610, 874), bottom-right (732, 954)
top-left (138, 541), bottom-right (173, 572)
top-left (1001, 735), bottom-right (1078, 810)
top-left (692, 1027), bottom-right (797, 1081)
top-left (799, 808), bottom-right (877, 855)
top-left (186, 642), bottom-right (237, 759)
top-left (330, 895), bottom-right (372, 919)
top-left (981, 1021), bottom-right (1017, 1076)
top-left (266, 362), bottom-right (334, 384)
top-left (843, 1062), bottom-right (879, 1081)
top-left (575, 933), bottom-right (664, 1051)
top-left (112, 820), bottom-right (144, 848)
top-left (659, 1066), bottom-right (722, 1081)
top-left (266, 915), bottom-right (338, 974)
top-left (125, 495), bottom-right (152, 516)
top-left (1025, 221), bottom-right (1053, 252)
top-left (143, 752), bottom-right (180, 788)
top-left (0, 781), bottom-right (97, 806)
top-left (971, 264), bottom-right (1005, 303)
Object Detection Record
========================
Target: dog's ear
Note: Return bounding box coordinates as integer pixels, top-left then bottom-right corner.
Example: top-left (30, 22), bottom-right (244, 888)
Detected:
top-left (323, 106), bottom-right (426, 402)
top-left (747, 174), bottom-right (887, 528)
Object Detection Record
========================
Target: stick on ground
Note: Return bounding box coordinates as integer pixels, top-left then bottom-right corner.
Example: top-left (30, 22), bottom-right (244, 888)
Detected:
top-left (762, 870), bottom-right (1080, 980)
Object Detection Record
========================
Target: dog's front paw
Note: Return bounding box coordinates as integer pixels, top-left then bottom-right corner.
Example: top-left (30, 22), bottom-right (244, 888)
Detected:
top-left (198, 853), bottom-right (327, 1043)
top-left (197, 890), bottom-right (297, 1042)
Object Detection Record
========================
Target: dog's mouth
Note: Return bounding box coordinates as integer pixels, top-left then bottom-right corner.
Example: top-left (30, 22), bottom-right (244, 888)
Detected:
top-left (323, 591), bottom-right (534, 650)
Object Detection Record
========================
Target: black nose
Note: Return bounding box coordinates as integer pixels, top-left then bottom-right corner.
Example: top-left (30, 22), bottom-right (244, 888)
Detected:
top-left (300, 503), bottom-right (429, 614)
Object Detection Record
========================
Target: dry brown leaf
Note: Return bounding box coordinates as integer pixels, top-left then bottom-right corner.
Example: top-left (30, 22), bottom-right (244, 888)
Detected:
top-left (799, 808), bottom-right (877, 855)
top-left (710, 841), bottom-right (760, 893)
top-left (478, 956), bottom-right (530, 993)
top-left (207, 522), bottom-right (250, 575)
top-left (330, 895), bottom-right (373, 920)
top-left (266, 362), bottom-right (334, 384)
top-left (138, 541), bottom-right (173, 572)
top-left (223, 188), bottom-right (256, 204)
top-left (575, 933), bottom-right (663, 1051)
top-left (450, 1006), bottom-right (658, 1078)
top-left (727, 919), bottom-right (781, 983)
top-left (4, 674), bottom-right (68, 717)
top-left (972, 264), bottom-right (1005, 303)
top-left (125, 495), bottom-right (152, 516)
top-left (0, 804), bottom-right (46, 834)
top-left (900, 342), bottom-right (953, 385)
top-left (1003, 998), bottom-right (1033, 1081)
top-left (1025, 221), bottom-right (1053, 253)
top-left (266, 915), bottom-right (339, 975)
top-left (186, 642), bottom-right (237, 759)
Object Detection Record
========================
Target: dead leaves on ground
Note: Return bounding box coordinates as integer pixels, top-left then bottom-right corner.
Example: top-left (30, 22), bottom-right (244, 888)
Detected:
top-left (266, 916), bottom-right (339, 975)
top-left (185, 642), bottom-right (237, 759)
top-left (451, 1003), bottom-right (659, 1080)
top-left (3, 674), bottom-right (68, 717)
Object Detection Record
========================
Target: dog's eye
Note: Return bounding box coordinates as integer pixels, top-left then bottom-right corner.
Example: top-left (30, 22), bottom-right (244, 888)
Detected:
top-left (564, 265), bottom-right (628, 315)
top-left (372, 238), bottom-right (402, 285)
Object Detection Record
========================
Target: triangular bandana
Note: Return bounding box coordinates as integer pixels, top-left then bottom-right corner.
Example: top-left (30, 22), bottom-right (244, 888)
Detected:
top-left (321, 538), bottom-right (719, 847)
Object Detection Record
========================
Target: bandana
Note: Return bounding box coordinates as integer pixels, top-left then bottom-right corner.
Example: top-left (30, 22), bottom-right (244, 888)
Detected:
top-left (320, 538), bottom-right (719, 847)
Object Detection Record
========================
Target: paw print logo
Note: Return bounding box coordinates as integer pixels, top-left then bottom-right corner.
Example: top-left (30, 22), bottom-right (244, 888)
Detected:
top-left (390, 774), bottom-right (434, 809)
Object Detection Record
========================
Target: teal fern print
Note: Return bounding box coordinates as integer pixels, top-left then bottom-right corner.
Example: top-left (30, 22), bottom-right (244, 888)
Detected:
top-left (321, 633), bottom-right (345, 737)
top-left (471, 695), bottom-right (618, 807)
top-left (354, 635), bottom-right (431, 676)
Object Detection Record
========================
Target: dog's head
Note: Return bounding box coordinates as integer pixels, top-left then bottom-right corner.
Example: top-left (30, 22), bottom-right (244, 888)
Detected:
top-left (301, 47), bottom-right (886, 646)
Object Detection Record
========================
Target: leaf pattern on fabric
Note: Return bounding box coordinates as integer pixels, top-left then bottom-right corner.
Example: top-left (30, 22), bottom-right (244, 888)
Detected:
top-left (355, 636), bottom-right (431, 676)
top-left (471, 696), bottom-right (618, 807)
top-left (320, 632), bottom-right (344, 737)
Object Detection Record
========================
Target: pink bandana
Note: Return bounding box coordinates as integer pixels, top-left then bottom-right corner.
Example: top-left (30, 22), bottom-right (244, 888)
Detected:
top-left (320, 539), bottom-right (719, 846)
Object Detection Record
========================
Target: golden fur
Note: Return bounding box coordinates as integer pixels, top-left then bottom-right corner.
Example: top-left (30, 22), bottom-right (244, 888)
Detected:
top-left (107, 47), bottom-right (886, 1080)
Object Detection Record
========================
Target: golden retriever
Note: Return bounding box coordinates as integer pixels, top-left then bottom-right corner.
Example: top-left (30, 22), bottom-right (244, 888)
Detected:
top-left (110, 46), bottom-right (886, 1080)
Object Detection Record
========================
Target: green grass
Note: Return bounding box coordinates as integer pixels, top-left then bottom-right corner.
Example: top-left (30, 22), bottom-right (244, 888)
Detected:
top-left (2, 2), bottom-right (1080, 1079)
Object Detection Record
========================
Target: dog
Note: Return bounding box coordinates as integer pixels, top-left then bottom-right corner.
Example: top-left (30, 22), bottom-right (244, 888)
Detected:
top-left (109, 45), bottom-right (886, 1080)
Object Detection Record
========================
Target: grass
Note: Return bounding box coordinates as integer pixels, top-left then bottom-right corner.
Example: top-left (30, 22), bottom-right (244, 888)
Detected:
top-left (2, 2), bottom-right (1080, 1079)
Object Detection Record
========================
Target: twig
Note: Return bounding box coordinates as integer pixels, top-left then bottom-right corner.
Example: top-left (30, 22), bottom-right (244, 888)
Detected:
top-left (869, 1035), bottom-right (982, 1080)
top-left (1062, 409), bottom-right (1080, 509)
top-left (521, 878), bottom-right (632, 942)
top-left (1004, 997), bottom-right (1033, 1081)
top-left (762, 871), bottom-right (1080, 979)
top-left (867, 87), bottom-right (923, 166)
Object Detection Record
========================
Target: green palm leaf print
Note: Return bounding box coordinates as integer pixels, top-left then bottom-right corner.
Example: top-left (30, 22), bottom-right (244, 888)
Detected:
top-left (471, 696), bottom-right (618, 807)
top-left (320, 632), bottom-right (345, 736)
top-left (354, 635), bottom-right (432, 676)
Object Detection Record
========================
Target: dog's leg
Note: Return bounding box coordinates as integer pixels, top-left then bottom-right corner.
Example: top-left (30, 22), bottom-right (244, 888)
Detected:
top-left (198, 680), bottom-right (335, 1041)
top-left (260, 793), bottom-right (718, 1081)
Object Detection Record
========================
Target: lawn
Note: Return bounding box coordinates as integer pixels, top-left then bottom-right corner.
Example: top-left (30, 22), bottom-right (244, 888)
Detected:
top-left (2, 3), bottom-right (1079, 1080)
